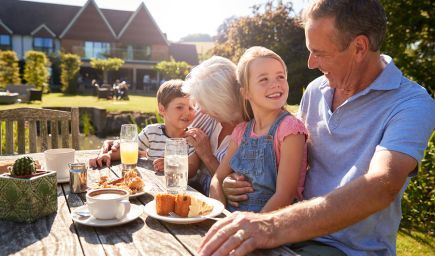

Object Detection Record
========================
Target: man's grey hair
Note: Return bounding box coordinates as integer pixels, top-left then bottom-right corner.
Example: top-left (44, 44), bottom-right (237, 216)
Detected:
top-left (301, 0), bottom-right (387, 51)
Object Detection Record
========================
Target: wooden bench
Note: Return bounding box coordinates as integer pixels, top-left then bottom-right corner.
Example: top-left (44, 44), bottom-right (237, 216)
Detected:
top-left (0, 108), bottom-right (80, 155)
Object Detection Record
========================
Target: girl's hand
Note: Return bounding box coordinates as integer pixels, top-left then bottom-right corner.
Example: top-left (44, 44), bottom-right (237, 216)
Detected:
top-left (185, 128), bottom-right (212, 158)
top-left (153, 158), bottom-right (164, 172)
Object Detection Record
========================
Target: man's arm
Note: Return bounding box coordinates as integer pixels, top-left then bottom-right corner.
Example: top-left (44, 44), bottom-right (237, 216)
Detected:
top-left (198, 150), bottom-right (416, 255)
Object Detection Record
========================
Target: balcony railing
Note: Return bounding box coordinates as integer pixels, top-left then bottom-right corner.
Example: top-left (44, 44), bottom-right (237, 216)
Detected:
top-left (71, 46), bottom-right (157, 62)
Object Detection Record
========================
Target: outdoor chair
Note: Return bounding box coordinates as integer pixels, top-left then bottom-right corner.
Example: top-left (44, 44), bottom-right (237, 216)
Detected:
top-left (0, 107), bottom-right (80, 155)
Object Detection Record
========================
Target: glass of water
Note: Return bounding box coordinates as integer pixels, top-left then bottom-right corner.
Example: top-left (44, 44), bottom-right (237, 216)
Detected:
top-left (164, 138), bottom-right (188, 194)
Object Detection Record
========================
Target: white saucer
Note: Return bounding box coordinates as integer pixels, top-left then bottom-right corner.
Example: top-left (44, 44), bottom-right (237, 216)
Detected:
top-left (144, 196), bottom-right (224, 224)
top-left (71, 204), bottom-right (143, 227)
top-left (129, 190), bottom-right (147, 198)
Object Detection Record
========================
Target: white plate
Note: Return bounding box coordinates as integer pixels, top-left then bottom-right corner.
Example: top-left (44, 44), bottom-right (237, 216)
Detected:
top-left (144, 196), bottom-right (224, 224)
top-left (129, 190), bottom-right (147, 198)
top-left (71, 204), bottom-right (143, 227)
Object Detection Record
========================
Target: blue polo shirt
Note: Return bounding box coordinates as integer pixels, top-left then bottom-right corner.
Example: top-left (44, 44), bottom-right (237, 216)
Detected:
top-left (298, 55), bottom-right (435, 255)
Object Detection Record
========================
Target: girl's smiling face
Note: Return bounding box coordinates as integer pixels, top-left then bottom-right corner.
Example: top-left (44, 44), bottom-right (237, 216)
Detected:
top-left (244, 57), bottom-right (289, 113)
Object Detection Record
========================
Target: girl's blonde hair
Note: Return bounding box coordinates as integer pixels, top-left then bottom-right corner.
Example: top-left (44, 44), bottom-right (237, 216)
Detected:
top-left (237, 46), bottom-right (288, 120)
top-left (183, 56), bottom-right (242, 124)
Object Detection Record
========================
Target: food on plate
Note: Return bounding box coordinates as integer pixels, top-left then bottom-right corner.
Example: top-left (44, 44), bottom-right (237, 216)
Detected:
top-left (174, 194), bottom-right (191, 217)
top-left (155, 193), bottom-right (176, 215)
top-left (95, 169), bottom-right (144, 194)
top-left (155, 193), bottom-right (213, 217)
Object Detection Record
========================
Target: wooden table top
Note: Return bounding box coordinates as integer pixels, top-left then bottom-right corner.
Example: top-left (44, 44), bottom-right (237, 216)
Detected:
top-left (0, 150), bottom-right (296, 256)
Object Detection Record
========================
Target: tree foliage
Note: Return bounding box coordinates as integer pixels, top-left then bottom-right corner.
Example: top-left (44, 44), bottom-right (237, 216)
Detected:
top-left (211, 1), bottom-right (320, 104)
top-left (155, 59), bottom-right (191, 80)
top-left (401, 132), bottom-right (434, 235)
top-left (0, 50), bottom-right (21, 87)
top-left (90, 57), bottom-right (124, 84)
top-left (23, 51), bottom-right (49, 90)
top-left (60, 53), bottom-right (81, 94)
top-left (380, 0), bottom-right (434, 96)
top-left (180, 33), bottom-right (212, 42)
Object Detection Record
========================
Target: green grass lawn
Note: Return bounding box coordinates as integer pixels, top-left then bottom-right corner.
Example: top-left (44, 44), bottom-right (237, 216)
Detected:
top-left (0, 93), bottom-right (300, 114)
top-left (0, 93), bottom-right (158, 112)
top-left (397, 229), bottom-right (434, 255)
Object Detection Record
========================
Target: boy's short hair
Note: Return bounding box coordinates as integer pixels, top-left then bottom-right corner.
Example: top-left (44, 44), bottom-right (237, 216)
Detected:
top-left (156, 79), bottom-right (187, 107)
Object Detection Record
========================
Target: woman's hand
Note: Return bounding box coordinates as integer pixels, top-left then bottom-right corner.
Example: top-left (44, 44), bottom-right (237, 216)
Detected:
top-left (153, 158), bottom-right (164, 172)
top-left (222, 173), bottom-right (253, 207)
top-left (185, 128), bottom-right (213, 159)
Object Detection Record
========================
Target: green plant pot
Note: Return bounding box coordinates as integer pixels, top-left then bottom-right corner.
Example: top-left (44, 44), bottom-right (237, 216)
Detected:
top-left (0, 171), bottom-right (57, 223)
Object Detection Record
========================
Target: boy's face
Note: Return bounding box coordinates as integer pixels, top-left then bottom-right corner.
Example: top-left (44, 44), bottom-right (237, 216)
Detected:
top-left (158, 96), bottom-right (194, 130)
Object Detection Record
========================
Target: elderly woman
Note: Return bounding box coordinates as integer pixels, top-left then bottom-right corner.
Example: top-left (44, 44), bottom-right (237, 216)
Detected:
top-left (184, 56), bottom-right (244, 195)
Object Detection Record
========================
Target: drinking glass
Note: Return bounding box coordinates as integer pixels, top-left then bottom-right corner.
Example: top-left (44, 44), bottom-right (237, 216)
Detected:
top-left (120, 124), bottom-right (138, 173)
top-left (164, 138), bottom-right (188, 194)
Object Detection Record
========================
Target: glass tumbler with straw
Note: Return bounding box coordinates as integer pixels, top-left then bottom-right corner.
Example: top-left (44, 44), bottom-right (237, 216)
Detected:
top-left (120, 124), bottom-right (138, 175)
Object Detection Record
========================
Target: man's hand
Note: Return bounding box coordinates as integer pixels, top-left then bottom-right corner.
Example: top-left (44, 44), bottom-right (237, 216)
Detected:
top-left (222, 173), bottom-right (253, 207)
top-left (198, 211), bottom-right (279, 256)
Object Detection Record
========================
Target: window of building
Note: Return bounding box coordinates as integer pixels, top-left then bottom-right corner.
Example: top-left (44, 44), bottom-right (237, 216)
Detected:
top-left (33, 37), bottom-right (54, 54)
top-left (0, 34), bottom-right (11, 50)
top-left (84, 41), bottom-right (111, 59)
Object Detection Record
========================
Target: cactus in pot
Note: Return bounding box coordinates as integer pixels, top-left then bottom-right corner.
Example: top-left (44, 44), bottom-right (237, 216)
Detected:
top-left (10, 156), bottom-right (36, 177)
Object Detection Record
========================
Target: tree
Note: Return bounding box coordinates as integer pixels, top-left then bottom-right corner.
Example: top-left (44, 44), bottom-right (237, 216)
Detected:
top-left (0, 50), bottom-right (21, 87)
top-left (380, 0), bottom-right (434, 96)
top-left (180, 33), bottom-right (212, 42)
top-left (155, 59), bottom-right (191, 80)
top-left (211, 1), bottom-right (320, 104)
top-left (60, 53), bottom-right (81, 94)
top-left (23, 51), bottom-right (49, 91)
top-left (90, 57), bottom-right (124, 84)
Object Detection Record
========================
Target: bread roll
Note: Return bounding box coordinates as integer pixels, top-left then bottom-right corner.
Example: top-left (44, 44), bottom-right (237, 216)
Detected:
top-left (155, 193), bottom-right (176, 216)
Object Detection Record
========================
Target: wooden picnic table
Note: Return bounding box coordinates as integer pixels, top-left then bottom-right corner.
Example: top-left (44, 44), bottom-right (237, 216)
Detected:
top-left (0, 150), bottom-right (297, 256)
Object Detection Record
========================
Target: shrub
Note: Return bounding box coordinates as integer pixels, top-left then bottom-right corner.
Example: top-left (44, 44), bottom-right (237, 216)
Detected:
top-left (155, 59), bottom-right (191, 80)
top-left (90, 58), bottom-right (124, 84)
top-left (0, 50), bottom-right (21, 87)
top-left (80, 112), bottom-right (95, 136)
top-left (60, 53), bottom-right (81, 94)
top-left (23, 51), bottom-right (49, 91)
top-left (401, 131), bottom-right (434, 235)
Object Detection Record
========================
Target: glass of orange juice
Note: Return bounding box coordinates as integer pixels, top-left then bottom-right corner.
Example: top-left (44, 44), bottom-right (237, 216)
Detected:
top-left (120, 124), bottom-right (138, 173)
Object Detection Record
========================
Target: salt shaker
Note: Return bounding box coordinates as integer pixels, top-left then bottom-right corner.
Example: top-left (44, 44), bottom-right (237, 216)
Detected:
top-left (69, 163), bottom-right (87, 193)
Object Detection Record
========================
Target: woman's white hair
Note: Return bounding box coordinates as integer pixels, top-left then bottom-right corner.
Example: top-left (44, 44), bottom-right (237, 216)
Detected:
top-left (183, 56), bottom-right (242, 124)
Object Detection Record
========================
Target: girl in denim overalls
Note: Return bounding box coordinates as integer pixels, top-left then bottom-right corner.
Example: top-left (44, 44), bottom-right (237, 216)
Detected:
top-left (210, 46), bottom-right (308, 213)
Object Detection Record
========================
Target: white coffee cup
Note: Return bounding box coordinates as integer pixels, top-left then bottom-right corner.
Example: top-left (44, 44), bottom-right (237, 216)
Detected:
top-left (86, 188), bottom-right (131, 220)
top-left (44, 148), bottom-right (75, 182)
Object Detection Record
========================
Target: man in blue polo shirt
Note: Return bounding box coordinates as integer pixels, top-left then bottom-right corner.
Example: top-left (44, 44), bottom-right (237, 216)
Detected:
top-left (198, 0), bottom-right (435, 255)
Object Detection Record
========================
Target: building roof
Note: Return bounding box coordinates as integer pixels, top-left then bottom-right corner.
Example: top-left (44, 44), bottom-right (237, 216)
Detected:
top-left (169, 43), bottom-right (199, 66)
top-left (0, 0), bottom-right (168, 45)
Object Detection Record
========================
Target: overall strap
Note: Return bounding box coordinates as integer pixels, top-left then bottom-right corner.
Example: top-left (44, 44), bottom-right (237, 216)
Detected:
top-left (267, 111), bottom-right (290, 137)
top-left (242, 119), bottom-right (255, 140)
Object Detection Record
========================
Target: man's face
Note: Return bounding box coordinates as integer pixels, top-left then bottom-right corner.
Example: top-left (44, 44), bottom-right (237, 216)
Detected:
top-left (305, 17), bottom-right (358, 90)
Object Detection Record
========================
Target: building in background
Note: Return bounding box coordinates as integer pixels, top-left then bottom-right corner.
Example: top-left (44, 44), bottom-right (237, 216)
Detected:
top-left (0, 0), bottom-right (198, 92)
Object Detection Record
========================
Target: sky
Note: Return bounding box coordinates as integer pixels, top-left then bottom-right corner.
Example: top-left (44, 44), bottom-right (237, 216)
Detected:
top-left (24, 0), bottom-right (309, 42)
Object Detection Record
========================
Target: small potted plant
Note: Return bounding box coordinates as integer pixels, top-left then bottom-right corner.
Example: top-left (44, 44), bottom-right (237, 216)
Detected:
top-left (0, 156), bottom-right (57, 223)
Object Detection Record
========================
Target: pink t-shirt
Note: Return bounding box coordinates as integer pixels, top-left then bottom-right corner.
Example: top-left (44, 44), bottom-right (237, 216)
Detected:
top-left (231, 114), bottom-right (308, 200)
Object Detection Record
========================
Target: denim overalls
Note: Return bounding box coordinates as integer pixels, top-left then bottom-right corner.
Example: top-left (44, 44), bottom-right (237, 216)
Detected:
top-left (227, 111), bottom-right (290, 212)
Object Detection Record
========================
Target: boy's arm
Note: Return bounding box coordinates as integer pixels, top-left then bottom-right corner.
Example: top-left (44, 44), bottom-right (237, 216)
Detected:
top-left (209, 140), bottom-right (238, 204)
top-left (188, 152), bottom-right (201, 178)
top-left (261, 134), bottom-right (305, 213)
